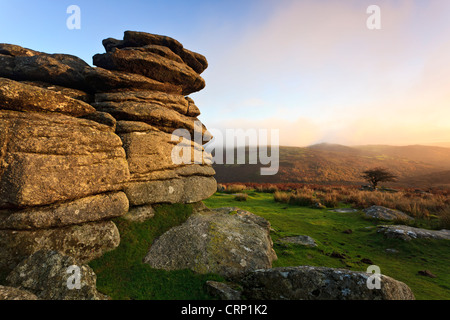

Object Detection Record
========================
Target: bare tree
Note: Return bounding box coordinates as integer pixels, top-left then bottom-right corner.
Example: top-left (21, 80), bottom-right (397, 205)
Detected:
top-left (361, 167), bottom-right (397, 189)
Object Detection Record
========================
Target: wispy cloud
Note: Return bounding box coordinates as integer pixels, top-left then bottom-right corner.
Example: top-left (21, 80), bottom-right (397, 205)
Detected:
top-left (197, 0), bottom-right (450, 146)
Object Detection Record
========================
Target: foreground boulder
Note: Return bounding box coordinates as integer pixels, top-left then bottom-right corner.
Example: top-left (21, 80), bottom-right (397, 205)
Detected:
top-left (144, 208), bottom-right (277, 278)
top-left (6, 250), bottom-right (106, 300)
top-left (240, 266), bottom-right (415, 300)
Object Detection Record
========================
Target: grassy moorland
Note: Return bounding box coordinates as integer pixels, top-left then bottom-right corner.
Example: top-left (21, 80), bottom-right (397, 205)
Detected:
top-left (204, 191), bottom-right (450, 300)
top-left (89, 186), bottom-right (449, 300)
top-left (89, 204), bottom-right (223, 300)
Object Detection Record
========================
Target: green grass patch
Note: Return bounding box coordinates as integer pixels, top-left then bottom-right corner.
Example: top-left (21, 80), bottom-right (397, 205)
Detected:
top-left (89, 203), bottom-right (223, 300)
top-left (204, 192), bottom-right (450, 300)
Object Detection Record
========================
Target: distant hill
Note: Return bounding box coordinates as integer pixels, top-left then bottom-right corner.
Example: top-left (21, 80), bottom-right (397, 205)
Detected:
top-left (212, 143), bottom-right (450, 188)
top-left (402, 170), bottom-right (450, 188)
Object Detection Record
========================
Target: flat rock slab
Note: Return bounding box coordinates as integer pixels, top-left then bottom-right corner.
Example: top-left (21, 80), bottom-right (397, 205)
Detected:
top-left (125, 176), bottom-right (217, 206)
top-left (0, 192), bottom-right (128, 230)
top-left (83, 67), bottom-right (182, 94)
top-left (240, 266), bottom-right (415, 300)
top-left (277, 235), bottom-right (317, 247)
top-left (329, 208), bottom-right (359, 213)
top-left (144, 209), bottom-right (277, 278)
top-left (377, 225), bottom-right (450, 241)
top-left (364, 206), bottom-right (413, 221)
top-left (93, 48), bottom-right (205, 95)
top-left (0, 77), bottom-right (95, 116)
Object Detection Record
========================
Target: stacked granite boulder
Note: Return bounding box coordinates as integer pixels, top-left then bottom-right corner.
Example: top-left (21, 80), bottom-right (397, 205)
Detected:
top-left (0, 75), bottom-right (129, 278)
top-left (92, 31), bottom-right (216, 211)
top-left (0, 31), bottom-right (217, 278)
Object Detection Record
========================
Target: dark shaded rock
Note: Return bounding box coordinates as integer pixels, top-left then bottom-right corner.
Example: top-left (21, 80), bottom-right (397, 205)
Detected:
top-left (0, 221), bottom-right (120, 278)
top-left (191, 201), bottom-right (209, 213)
top-left (95, 90), bottom-right (193, 116)
top-left (83, 67), bottom-right (182, 94)
top-left (6, 250), bottom-right (107, 300)
top-left (0, 77), bottom-right (95, 116)
top-left (360, 258), bottom-right (374, 265)
top-left (206, 281), bottom-right (242, 300)
top-left (0, 285), bottom-right (39, 300)
top-left (20, 81), bottom-right (94, 103)
top-left (144, 209), bottom-right (277, 278)
top-left (103, 31), bottom-right (208, 74)
top-left (3, 54), bottom-right (88, 90)
top-left (240, 266), bottom-right (415, 300)
top-left (418, 270), bottom-right (436, 278)
top-left (93, 48), bottom-right (205, 95)
top-left (81, 111), bottom-right (117, 129)
top-left (122, 204), bottom-right (155, 222)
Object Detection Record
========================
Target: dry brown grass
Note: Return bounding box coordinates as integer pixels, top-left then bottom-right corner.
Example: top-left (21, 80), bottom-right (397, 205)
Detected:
top-left (439, 205), bottom-right (450, 229)
top-left (272, 184), bottom-right (449, 220)
top-left (234, 193), bottom-right (248, 202)
top-left (219, 183), bottom-right (449, 223)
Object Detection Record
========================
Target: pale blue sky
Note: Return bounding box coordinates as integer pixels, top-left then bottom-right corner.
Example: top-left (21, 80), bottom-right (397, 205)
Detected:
top-left (1, 0), bottom-right (450, 146)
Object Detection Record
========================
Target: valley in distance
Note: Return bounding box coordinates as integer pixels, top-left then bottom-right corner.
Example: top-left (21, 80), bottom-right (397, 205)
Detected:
top-left (213, 142), bottom-right (450, 189)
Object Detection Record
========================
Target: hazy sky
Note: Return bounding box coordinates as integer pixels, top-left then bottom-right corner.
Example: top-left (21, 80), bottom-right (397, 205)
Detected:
top-left (1, 0), bottom-right (449, 147)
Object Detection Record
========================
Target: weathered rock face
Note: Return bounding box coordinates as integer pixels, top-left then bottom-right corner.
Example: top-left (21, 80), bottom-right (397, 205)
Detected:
top-left (0, 110), bottom-right (129, 208)
top-left (0, 285), bottom-right (39, 300)
top-left (0, 192), bottom-right (129, 230)
top-left (240, 266), bottom-right (415, 300)
top-left (0, 221), bottom-right (120, 275)
top-left (0, 74), bottom-right (128, 278)
top-left (143, 209), bottom-right (277, 278)
top-left (0, 32), bottom-right (216, 282)
top-left (93, 48), bottom-right (205, 95)
top-left (90, 31), bottom-right (216, 214)
top-left (0, 78), bottom-right (94, 116)
top-left (102, 31), bottom-right (208, 74)
top-left (6, 250), bottom-right (107, 300)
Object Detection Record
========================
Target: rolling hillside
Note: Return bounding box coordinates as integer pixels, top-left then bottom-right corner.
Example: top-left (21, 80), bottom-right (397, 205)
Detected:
top-left (212, 143), bottom-right (450, 188)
